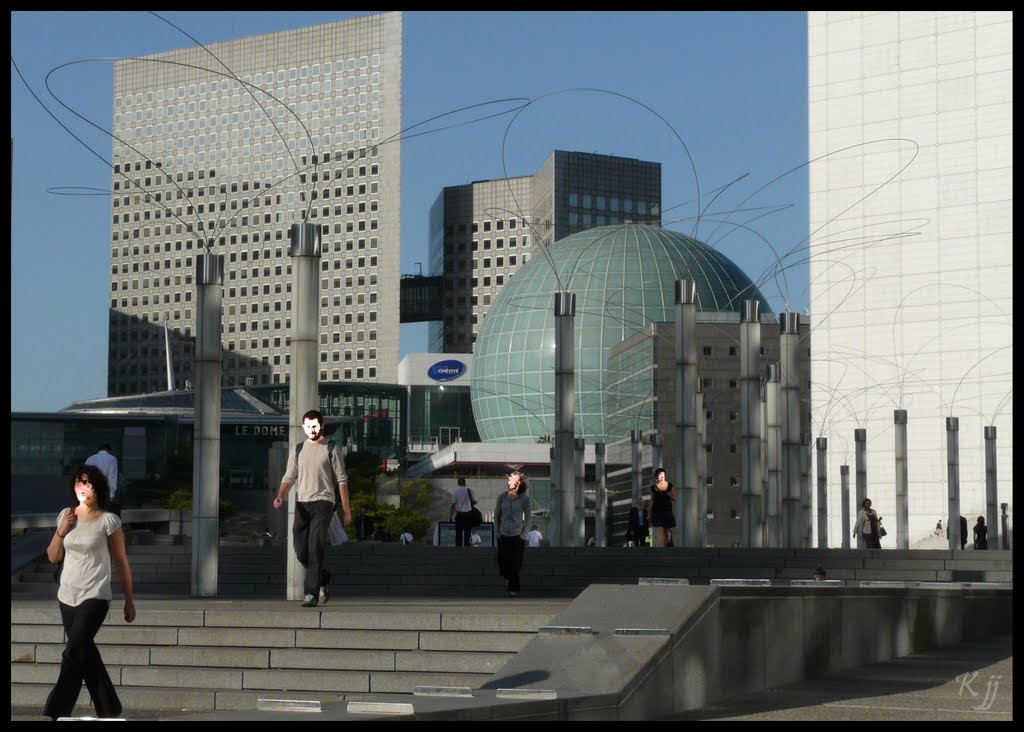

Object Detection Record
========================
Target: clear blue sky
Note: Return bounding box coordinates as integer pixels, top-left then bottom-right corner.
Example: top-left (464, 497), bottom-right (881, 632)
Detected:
top-left (10, 11), bottom-right (808, 412)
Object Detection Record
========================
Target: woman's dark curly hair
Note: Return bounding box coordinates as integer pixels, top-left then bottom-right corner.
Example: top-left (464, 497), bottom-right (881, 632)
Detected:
top-left (67, 464), bottom-right (113, 511)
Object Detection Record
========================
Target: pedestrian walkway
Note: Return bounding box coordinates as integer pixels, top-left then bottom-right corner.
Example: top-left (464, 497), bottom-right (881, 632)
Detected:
top-left (668, 634), bottom-right (1012, 721)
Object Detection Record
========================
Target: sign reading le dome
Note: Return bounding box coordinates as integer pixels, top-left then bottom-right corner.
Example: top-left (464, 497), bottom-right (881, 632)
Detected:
top-left (428, 359), bottom-right (467, 382)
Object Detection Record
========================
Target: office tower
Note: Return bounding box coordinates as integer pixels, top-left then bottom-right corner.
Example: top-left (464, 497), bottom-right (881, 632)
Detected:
top-left (428, 150), bottom-right (661, 353)
top-left (108, 12), bottom-right (402, 395)
top-left (808, 11), bottom-right (1012, 544)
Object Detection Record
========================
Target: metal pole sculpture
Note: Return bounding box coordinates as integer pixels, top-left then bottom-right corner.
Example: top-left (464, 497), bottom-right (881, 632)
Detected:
top-left (696, 385), bottom-right (707, 547)
top-left (287, 222), bottom-right (320, 600)
top-left (675, 277), bottom-right (699, 547)
top-left (554, 292), bottom-right (576, 548)
top-left (575, 437), bottom-right (586, 546)
top-left (947, 417), bottom-right (960, 552)
top-left (801, 433), bottom-right (812, 548)
top-left (894, 410), bottom-right (909, 549)
top-left (765, 365), bottom-right (781, 547)
top-left (595, 442), bottom-right (607, 547)
top-left (840, 464), bottom-right (851, 549)
top-left (631, 429), bottom-right (643, 507)
top-left (984, 426), bottom-right (998, 550)
top-left (816, 437), bottom-right (827, 549)
top-left (854, 428), bottom-right (867, 549)
top-left (740, 300), bottom-right (763, 548)
top-left (192, 253), bottom-right (223, 597)
top-left (780, 312), bottom-right (801, 547)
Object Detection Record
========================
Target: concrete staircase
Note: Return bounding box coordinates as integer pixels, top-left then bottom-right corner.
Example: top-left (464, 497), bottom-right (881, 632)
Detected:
top-left (10, 598), bottom-right (567, 715)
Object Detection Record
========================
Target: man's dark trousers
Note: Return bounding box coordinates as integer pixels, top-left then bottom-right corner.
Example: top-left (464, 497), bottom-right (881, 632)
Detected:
top-left (293, 500), bottom-right (335, 596)
top-left (454, 511), bottom-right (473, 547)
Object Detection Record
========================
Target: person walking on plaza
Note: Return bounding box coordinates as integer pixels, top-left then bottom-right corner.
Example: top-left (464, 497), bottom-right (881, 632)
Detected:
top-left (959, 514), bottom-right (969, 550)
top-left (527, 525), bottom-right (543, 547)
top-left (44, 465), bottom-right (135, 720)
top-left (494, 471), bottom-right (531, 597)
top-left (450, 477), bottom-right (476, 547)
top-left (470, 526), bottom-right (482, 547)
top-left (85, 444), bottom-right (120, 517)
top-left (973, 516), bottom-right (988, 550)
top-left (627, 496), bottom-right (649, 547)
top-left (854, 497), bottom-right (882, 549)
top-left (650, 468), bottom-right (676, 548)
top-left (274, 409), bottom-right (351, 607)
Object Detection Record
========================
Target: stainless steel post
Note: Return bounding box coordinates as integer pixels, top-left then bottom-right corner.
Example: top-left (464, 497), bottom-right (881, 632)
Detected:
top-left (840, 465), bottom-right (851, 549)
top-left (575, 437), bottom-right (585, 546)
top-left (894, 410), bottom-right (909, 549)
top-left (984, 426), bottom-right (998, 550)
top-left (815, 437), bottom-right (827, 548)
top-left (780, 311), bottom-right (801, 547)
top-left (287, 223), bottom-right (320, 600)
top-left (855, 428), bottom-right (867, 549)
top-left (947, 417), bottom-right (960, 552)
top-left (740, 300), bottom-right (763, 548)
top-left (554, 292), bottom-right (576, 548)
top-left (595, 442), bottom-right (607, 547)
top-left (765, 365), bottom-right (780, 547)
top-left (675, 278), bottom-right (698, 547)
top-left (192, 253), bottom-right (223, 597)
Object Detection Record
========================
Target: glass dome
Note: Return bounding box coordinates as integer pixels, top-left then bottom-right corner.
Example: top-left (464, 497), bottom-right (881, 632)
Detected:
top-left (470, 224), bottom-right (771, 443)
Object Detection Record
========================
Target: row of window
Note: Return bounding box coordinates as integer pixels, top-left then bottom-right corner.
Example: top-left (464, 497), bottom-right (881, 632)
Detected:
top-left (116, 55), bottom-right (381, 110)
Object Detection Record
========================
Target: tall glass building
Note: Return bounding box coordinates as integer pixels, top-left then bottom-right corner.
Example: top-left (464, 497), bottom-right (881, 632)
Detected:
top-left (107, 13), bottom-right (402, 396)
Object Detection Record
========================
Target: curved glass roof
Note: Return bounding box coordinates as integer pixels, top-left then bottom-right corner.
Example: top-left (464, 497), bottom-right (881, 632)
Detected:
top-left (470, 224), bottom-right (771, 443)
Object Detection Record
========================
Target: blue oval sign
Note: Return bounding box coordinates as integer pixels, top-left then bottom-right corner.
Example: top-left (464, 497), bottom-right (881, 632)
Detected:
top-left (427, 359), bottom-right (467, 382)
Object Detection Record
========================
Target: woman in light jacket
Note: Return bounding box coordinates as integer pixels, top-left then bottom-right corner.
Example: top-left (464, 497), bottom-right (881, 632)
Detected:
top-left (854, 497), bottom-right (882, 549)
top-left (494, 471), bottom-right (531, 597)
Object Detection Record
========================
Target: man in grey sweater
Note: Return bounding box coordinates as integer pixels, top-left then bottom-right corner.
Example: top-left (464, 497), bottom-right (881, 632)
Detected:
top-left (274, 409), bottom-right (351, 606)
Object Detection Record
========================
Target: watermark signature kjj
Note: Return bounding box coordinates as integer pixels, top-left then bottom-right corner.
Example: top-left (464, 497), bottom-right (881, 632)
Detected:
top-left (956, 672), bottom-right (1001, 711)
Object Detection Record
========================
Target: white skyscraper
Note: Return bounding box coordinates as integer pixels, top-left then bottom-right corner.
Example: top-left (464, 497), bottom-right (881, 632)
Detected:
top-left (808, 11), bottom-right (1012, 546)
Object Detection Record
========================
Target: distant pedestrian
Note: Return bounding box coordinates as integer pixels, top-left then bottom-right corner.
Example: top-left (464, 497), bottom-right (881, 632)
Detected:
top-left (354, 507), bottom-right (373, 542)
top-left (450, 477), bottom-right (476, 547)
top-left (469, 527), bottom-right (482, 547)
top-left (959, 515), bottom-right (968, 550)
top-left (853, 498), bottom-right (881, 549)
top-left (627, 496), bottom-right (649, 547)
top-left (494, 471), bottom-right (531, 597)
top-left (85, 444), bottom-right (120, 517)
top-left (44, 465), bottom-right (135, 720)
top-left (273, 409), bottom-right (351, 607)
top-left (650, 468), bottom-right (676, 548)
top-left (400, 528), bottom-right (413, 545)
top-left (813, 565), bottom-right (827, 581)
top-left (973, 516), bottom-right (988, 550)
top-left (527, 525), bottom-right (543, 547)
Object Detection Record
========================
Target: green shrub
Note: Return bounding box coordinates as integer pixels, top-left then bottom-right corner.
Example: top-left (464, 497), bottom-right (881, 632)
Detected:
top-left (164, 488), bottom-right (234, 517)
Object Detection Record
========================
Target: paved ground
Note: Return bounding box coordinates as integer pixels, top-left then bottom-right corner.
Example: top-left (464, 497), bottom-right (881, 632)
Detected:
top-left (668, 634), bottom-right (1012, 721)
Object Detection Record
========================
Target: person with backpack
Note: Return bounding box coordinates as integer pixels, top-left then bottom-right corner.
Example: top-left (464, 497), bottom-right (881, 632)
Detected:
top-left (273, 410), bottom-right (350, 607)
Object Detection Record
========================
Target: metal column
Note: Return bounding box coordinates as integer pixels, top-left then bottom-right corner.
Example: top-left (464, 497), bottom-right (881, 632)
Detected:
top-left (696, 385), bottom-right (707, 547)
top-left (191, 253), bottom-right (223, 597)
top-left (840, 465), bottom-right (851, 549)
top-left (984, 426), bottom-right (998, 550)
top-left (287, 223), bottom-right (320, 600)
top-left (574, 437), bottom-right (585, 546)
top-left (854, 428), bottom-right (867, 549)
top-left (553, 292), bottom-right (577, 548)
top-left (815, 437), bottom-right (827, 548)
top-left (780, 312), bottom-right (801, 547)
top-left (801, 433), bottom-right (811, 548)
top-left (765, 365), bottom-right (781, 547)
top-left (595, 442), bottom-right (607, 547)
top-left (631, 429), bottom-right (643, 506)
top-left (675, 277), bottom-right (698, 547)
top-left (894, 410), bottom-right (909, 549)
top-left (947, 417), bottom-right (960, 552)
top-left (740, 300), bottom-right (763, 548)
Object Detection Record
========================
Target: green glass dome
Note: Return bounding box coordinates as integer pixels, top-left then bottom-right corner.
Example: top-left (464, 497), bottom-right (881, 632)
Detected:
top-left (470, 224), bottom-right (771, 443)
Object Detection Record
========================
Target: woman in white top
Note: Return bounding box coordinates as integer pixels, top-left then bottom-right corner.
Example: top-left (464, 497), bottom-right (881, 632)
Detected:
top-left (853, 497), bottom-right (882, 549)
top-left (44, 465), bottom-right (135, 720)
